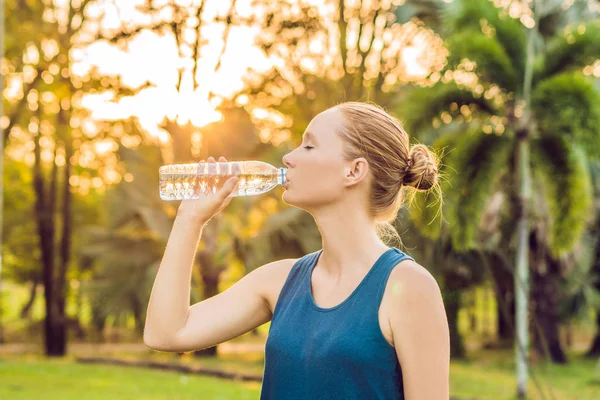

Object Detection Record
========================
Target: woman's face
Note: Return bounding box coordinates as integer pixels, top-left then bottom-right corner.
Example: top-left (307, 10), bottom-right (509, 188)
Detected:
top-left (282, 108), bottom-right (355, 211)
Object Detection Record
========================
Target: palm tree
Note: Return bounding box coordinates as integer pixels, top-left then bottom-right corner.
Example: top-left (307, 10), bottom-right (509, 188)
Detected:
top-left (398, 0), bottom-right (599, 397)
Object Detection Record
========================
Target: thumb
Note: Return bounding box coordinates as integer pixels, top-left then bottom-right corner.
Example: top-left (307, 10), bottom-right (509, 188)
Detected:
top-left (222, 176), bottom-right (239, 198)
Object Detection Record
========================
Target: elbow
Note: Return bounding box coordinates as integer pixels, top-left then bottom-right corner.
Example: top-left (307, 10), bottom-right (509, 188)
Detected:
top-left (143, 329), bottom-right (187, 352)
top-left (143, 329), bottom-right (171, 351)
top-left (144, 337), bottom-right (172, 352)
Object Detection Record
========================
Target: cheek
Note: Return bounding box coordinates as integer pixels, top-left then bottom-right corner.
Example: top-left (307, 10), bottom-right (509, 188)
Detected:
top-left (303, 157), bottom-right (343, 184)
top-left (286, 158), bottom-right (345, 199)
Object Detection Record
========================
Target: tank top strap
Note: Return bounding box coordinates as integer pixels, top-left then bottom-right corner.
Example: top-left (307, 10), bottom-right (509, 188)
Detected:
top-left (362, 248), bottom-right (415, 312)
top-left (271, 250), bottom-right (321, 321)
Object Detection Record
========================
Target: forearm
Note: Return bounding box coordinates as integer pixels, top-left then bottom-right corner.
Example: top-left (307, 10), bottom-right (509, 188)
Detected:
top-left (143, 214), bottom-right (206, 346)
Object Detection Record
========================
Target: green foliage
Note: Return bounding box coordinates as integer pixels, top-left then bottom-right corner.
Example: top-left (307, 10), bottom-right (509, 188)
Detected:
top-left (399, 0), bottom-right (600, 262)
top-left (79, 144), bottom-right (171, 326)
top-left (531, 135), bottom-right (593, 256)
top-left (400, 82), bottom-right (498, 135)
top-left (2, 158), bottom-right (40, 283)
top-left (446, 132), bottom-right (513, 250)
top-left (446, 30), bottom-right (518, 92)
top-left (441, 0), bottom-right (527, 76)
top-left (542, 20), bottom-right (600, 79)
top-left (393, 0), bottom-right (444, 27)
top-left (532, 71), bottom-right (600, 160)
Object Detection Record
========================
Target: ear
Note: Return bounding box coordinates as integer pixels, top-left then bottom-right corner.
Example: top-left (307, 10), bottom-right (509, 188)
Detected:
top-left (344, 157), bottom-right (369, 187)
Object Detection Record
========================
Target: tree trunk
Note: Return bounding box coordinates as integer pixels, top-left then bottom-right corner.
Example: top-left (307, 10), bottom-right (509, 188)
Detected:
top-left (489, 256), bottom-right (515, 347)
top-left (131, 294), bottom-right (144, 336)
top-left (513, 2), bottom-right (539, 395)
top-left (50, 110), bottom-right (73, 356)
top-left (530, 229), bottom-right (567, 364)
top-left (514, 131), bottom-right (532, 398)
top-left (90, 306), bottom-right (108, 340)
top-left (20, 279), bottom-right (40, 319)
top-left (33, 106), bottom-right (66, 357)
top-left (444, 287), bottom-right (465, 359)
top-left (468, 289), bottom-right (477, 333)
top-left (565, 321), bottom-right (572, 349)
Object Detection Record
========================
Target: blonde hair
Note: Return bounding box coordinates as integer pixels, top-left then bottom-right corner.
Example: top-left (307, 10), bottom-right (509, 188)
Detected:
top-left (333, 101), bottom-right (441, 247)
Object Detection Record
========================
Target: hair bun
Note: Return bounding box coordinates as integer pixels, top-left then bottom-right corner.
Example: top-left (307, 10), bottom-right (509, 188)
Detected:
top-left (403, 144), bottom-right (439, 191)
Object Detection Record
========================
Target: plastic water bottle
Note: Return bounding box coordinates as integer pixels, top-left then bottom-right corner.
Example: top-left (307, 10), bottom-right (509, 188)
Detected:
top-left (159, 161), bottom-right (288, 200)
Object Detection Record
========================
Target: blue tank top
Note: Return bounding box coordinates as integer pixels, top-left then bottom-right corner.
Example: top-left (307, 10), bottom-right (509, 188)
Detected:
top-left (261, 247), bottom-right (414, 400)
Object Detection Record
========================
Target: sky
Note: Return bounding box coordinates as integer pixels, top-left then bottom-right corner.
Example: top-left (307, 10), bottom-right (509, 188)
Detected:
top-left (77, 0), bottom-right (273, 142)
top-left (75, 0), bottom-right (427, 143)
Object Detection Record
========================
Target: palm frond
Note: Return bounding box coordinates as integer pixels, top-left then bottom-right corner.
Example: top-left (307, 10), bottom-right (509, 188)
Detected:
top-left (394, 0), bottom-right (445, 28)
top-left (442, 0), bottom-right (527, 77)
top-left (243, 207), bottom-right (321, 271)
top-left (537, 0), bottom-right (598, 39)
top-left (446, 131), bottom-right (513, 250)
top-left (557, 229), bottom-right (600, 320)
top-left (399, 81), bottom-right (498, 135)
top-left (531, 135), bottom-right (593, 256)
top-left (540, 20), bottom-right (600, 79)
top-left (445, 30), bottom-right (518, 92)
top-left (397, 0), bottom-right (526, 75)
top-left (532, 71), bottom-right (600, 160)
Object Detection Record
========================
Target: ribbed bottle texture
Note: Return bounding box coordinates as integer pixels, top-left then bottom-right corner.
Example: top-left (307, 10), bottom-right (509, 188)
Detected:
top-left (159, 161), bottom-right (287, 200)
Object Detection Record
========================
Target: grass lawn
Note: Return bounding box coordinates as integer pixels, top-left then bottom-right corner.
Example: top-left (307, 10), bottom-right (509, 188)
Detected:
top-left (1, 349), bottom-right (599, 400)
top-left (2, 282), bottom-right (599, 399)
top-left (0, 354), bottom-right (261, 400)
top-left (449, 349), bottom-right (600, 400)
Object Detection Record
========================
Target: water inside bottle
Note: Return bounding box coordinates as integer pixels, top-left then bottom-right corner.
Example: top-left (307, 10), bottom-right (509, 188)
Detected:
top-left (159, 164), bottom-right (284, 200)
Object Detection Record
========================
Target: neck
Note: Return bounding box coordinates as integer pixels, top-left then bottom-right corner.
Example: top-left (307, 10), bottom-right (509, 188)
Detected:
top-left (311, 204), bottom-right (390, 280)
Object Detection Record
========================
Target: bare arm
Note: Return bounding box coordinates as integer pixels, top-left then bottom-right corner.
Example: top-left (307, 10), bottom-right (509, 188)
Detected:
top-left (143, 155), bottom-right (293, 352)
top-left (388, 262), bottom-right (450, 399)
top-left (143, 213), bottom-right (294, 352)
top-left (142, 214), bottom-right (204, 350)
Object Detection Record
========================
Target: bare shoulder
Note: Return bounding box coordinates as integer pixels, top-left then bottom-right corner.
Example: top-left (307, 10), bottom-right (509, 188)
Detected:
top-left (387, 258), bottom-right (442, 299)
top-left (379, 259), bottom-right (444, 345)
top-left (252, 257), bottom-right (300, 316)
top-left (383, 259), bottom-right (450, 398)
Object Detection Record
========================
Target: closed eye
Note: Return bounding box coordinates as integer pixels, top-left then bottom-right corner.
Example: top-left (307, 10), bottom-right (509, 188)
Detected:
top-left (303, 146), bottom-right (314, 150)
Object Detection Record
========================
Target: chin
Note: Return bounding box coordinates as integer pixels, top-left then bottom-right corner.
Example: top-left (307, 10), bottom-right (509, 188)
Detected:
top-left (282, 189), bottom-right (293, 205)
top-left (282, 189), bottom-right (304, 209)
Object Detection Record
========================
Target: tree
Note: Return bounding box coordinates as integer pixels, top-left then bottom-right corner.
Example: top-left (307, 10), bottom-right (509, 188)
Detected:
top-left (230, 0), bottom-right (450, 266)
top-left (400, 3), bottom-right (599, 398)
top-left (84, 1), bottom-right (310, 354)
top-left (236, 0), bottom-right (446, 143)
top-left (3, 0), bottom-right (150, 356)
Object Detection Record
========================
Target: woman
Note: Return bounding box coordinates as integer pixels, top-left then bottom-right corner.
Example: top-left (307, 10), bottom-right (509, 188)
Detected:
top-left (144, 101), bottom-right (450, 399)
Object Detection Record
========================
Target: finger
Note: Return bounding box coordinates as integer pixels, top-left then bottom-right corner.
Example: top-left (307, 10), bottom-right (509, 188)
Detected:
top-left (194, 159), bottom-right (206, 196)
top-left (220, 176), bottom-right (239, 199)
top-left (218, 156), bottom-right (228, 174)
top-left (207, 156), bottom-right (216, 163)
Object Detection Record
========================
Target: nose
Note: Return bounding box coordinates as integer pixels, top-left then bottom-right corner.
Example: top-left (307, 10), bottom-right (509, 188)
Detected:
top-left (282, 152), bottom-right (292, 168)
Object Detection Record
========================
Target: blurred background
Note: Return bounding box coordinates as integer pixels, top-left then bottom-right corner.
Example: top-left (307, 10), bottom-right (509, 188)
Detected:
top-left (1, 0), bottom-right (600, 399)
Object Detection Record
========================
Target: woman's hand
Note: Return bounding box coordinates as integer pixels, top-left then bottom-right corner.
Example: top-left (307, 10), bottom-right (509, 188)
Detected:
top-left (176, 156), bottom-right (239, 223)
